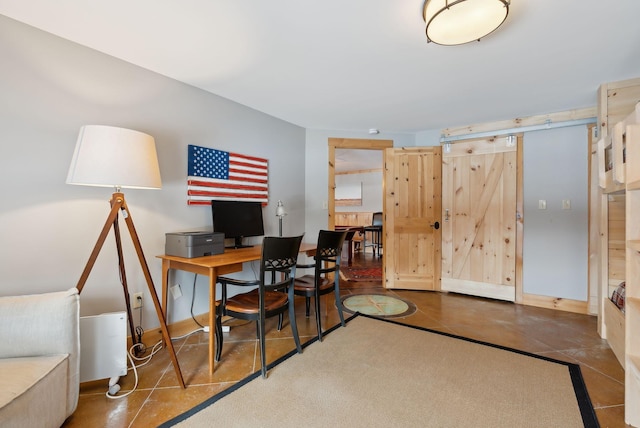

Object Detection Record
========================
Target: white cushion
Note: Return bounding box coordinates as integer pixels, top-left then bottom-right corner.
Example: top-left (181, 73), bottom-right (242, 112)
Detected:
top-left (0, 288), bottom-right (80, 420)
top-left (0, 355), bottom-right (69, 428)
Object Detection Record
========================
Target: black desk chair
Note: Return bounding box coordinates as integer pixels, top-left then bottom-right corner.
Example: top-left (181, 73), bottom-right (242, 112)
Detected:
top-left (293, 230), bottom-right (348, 342)
top-left (363, 212), bottom-right (383, 257)
top-left (215, 235), bottom-right (304, 378)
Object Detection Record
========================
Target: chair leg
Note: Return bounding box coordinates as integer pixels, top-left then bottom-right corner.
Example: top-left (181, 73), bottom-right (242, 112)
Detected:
top-left (334, 288), bottom-right (346, 327)
top-left (215, 309), bottom-right (223, 362)
top-left (305, 296), bottom-right (311, 317)
top-left (372, 231), bottom-right (375, 256)
top-left (315, 292), bottom-right (323, 342)
top-left (259, 317), bottom-right (267, 379)
top-left (277, 313), bottom-right (283, 331)
top-left (289, 303), bottom-right (302, 354)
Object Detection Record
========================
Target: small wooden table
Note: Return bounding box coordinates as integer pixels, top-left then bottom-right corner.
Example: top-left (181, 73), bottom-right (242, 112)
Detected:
top-left (157, 243), bottom-right (315, 375)
top-left (335, 226), bottom-right (364, 265)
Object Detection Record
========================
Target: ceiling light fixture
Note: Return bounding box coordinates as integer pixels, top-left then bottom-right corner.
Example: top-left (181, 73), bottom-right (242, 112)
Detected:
top-left (423, 0), bottom-right (510, 46)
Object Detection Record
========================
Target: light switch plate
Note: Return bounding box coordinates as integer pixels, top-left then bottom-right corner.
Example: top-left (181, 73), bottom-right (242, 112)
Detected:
top-left (538, 200), bottom-right (547, 210)
top-left (170, 284), bottom-right (182, 300)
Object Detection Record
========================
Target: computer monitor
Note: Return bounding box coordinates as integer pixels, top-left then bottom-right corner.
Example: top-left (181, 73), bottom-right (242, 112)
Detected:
top-left (211, 200), bottom-right (265, 249)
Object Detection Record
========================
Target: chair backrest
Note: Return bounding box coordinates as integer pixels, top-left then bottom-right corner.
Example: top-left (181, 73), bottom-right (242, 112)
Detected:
top-left (372, 212), bottom-right (383, 226)
top-left (315, 229), bottom-right (348, 276)
top-left (260, 235), bottom-right (304, 290)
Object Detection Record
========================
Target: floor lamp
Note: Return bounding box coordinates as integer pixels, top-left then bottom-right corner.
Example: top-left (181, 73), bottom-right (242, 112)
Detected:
top-left (66, 125), bottom-right (185, 388)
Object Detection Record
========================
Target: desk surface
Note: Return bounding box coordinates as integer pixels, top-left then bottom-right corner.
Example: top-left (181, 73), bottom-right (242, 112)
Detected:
top-left (335, 225), bottom-right (364, 231)
top-left (157, 242), bottom-right (316, 265)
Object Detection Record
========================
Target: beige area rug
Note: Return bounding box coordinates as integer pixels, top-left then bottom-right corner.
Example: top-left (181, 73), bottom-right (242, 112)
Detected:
top-left (161, 315), bottom-right (598, 428)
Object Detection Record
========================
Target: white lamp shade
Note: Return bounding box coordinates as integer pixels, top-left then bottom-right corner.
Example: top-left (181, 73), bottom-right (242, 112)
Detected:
top-left (66, 125), bottom-right (162, 189)
top-left (424, 0), bottom-right (509, 46)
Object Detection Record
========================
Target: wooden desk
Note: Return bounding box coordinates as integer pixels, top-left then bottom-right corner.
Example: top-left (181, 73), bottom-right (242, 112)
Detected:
top-left (157, 243), bottom-right (315, 375)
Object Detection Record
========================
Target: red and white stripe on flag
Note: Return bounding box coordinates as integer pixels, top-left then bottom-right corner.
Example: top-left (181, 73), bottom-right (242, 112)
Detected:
top-left (187, 144), bottom-right (269, 206)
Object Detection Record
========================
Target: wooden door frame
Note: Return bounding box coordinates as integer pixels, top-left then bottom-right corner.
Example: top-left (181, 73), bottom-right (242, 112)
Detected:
top-left (327, 138), bottom-right (394, 229)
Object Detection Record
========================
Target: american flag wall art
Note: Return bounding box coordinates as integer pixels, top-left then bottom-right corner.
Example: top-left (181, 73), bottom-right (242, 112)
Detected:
top-left (187, 144), bottom-right (269, 206)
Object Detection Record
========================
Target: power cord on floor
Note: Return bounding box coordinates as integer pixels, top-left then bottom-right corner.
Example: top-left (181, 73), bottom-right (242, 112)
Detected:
top-left (108, 271), bottom-right (235, 399)
top-left (105, 343), bottom-right (145, 400)
top-left (105, 328), bottom-right (206, 399)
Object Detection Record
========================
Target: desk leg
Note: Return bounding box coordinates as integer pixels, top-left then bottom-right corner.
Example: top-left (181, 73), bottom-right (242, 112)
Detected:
top-left (348, 239), bottom-right (354, 265)
top-left (161, 259), bottom-right (170, 320)
top-left (363, 231), bottom-right (367, 256)
top-left (209, 268), bottom-right (217, 375)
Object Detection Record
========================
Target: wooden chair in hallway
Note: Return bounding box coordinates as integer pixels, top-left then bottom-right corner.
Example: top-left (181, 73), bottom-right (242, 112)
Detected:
top-left (293, 229), bottom-right (348, 341)
top-left (215, 235), bottom-right (304, 378)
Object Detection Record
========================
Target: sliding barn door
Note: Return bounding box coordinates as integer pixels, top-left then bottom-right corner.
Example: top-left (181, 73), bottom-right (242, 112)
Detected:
top-left (441, 137), bottom-right (517, 301)
top-left (384, 147), bottom-right (441, 290)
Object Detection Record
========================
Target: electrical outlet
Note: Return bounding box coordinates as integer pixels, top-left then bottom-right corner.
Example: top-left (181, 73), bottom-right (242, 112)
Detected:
top-left (133, 292), bottom-right (143, 309)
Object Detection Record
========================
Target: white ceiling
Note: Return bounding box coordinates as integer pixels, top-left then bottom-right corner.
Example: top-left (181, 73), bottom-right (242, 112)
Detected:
top-left (1, 1), bottom-right (639, 135)
top-left (335, 149), bottom-right (383, 173)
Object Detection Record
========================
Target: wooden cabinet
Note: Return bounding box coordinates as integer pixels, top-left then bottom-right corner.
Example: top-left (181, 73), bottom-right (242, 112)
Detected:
top-left (597, 78), bottom-right (640, 195)
top-left (597, 78), bottom-right (640, 325)
top-left (624, 103), bottom-right (640, 426)
top-left (595, 77), bottom-right (640, 426)
top-left (598, 134), bottom-right (625, 193)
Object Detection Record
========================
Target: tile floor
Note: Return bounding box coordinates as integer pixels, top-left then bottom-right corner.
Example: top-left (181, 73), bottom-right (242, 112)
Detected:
top-left (63, 281), bottom-right (628, 428)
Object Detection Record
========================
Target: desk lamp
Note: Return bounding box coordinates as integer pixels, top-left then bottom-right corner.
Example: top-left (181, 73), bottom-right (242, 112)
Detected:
top-left (66, 125), bottom-right (185, 388)
top-left (276, 200), bottom-right (287, 236)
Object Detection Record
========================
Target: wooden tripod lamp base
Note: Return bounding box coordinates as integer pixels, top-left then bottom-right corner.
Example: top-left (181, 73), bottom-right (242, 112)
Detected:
top-left (76, 192), bottom-right (186, 388)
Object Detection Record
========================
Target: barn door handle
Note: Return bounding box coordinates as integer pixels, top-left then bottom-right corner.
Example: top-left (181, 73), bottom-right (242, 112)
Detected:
top-left (431, 221), bottom-right (440, 230)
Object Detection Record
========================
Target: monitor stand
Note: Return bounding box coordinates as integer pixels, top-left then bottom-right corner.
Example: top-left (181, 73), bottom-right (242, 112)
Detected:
top-left (226, 236), bottom-right (254, 249)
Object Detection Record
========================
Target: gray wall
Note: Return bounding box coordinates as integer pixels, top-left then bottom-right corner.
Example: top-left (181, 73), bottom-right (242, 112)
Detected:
top-left (0, 16), bottom-right (305, 328)
top-left (522, 126), bottom-right (589, 300)
top-left (335, 170), bottom-right (383, 213)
